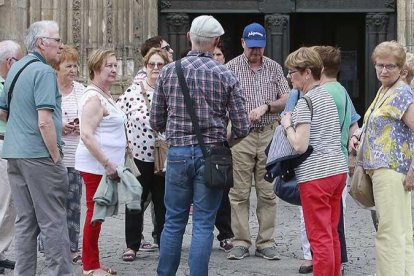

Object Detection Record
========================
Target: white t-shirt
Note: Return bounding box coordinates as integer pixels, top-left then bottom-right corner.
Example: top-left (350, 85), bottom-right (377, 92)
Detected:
top-left (75, 87), bottom-right (127, 175)
top-left (292, 85), bottom-right (348, 183)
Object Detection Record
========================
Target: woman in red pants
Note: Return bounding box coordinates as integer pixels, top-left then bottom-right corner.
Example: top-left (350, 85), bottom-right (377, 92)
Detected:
top-left (75, 49), bottom-right (127, 276)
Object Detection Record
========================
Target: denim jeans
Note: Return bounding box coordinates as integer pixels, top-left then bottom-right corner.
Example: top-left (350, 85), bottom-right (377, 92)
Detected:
top-left (157, 145), bottom-right (223, 276)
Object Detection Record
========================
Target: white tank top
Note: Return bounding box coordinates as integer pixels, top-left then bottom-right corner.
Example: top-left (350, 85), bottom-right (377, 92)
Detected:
top-left (75, 87), bottom-right (127, 175)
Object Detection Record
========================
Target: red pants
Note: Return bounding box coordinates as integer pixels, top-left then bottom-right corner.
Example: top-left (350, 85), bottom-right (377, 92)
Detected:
top-left (80, 172), bottom-right (103, 270)
top-left (299, 173), bottom-right (346, 276)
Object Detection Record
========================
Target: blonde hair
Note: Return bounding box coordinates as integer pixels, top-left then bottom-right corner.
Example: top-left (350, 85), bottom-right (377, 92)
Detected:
top-left (87, 49), bottom-right (115, 80)
top-left (371, 41), bottom-right (406, 68)
top-left (285, 47), bottom-right (323, 80)
top-left (52, 45), bottom-right (79, 71)
top-left (143, 47), bottom-right (169, 67)
top-left (403, 52), bottom-right (414, 87)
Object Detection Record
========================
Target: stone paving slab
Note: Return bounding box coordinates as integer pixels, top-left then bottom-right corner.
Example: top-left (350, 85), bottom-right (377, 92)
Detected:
top-left (3, 187), bottom-right (386, 275)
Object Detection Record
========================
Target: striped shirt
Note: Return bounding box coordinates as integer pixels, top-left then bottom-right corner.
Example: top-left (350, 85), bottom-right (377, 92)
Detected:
top-left (61, 81), bottom-right (85, 167)
top-left (226, 54), bottom-right (290, 127)
top-left (150, 50), bottom-right (250, 146)
top-left (292, 85), bottom-right (348, 183)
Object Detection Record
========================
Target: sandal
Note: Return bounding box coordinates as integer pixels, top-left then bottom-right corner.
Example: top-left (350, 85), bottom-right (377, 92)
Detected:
top-left (82, 269), bottom-right (111, 276)
top-left (101, 265), bottom-right (117, 275)
top-left (71, 253), bottom-right (82, 265)
top-left (122, 248), bottom-right (136, 262)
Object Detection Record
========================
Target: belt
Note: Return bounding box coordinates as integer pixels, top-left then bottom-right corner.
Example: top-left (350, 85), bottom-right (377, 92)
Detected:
top-left (0, 134), bottom-right (4, 140)
top-left (251, 122), bottom-right (277, 133)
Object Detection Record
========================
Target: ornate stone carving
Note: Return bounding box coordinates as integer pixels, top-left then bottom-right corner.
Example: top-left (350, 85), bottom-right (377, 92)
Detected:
top-left (384, 0), bottom-right (395, 9)
top-left (72, 0), bottom-right (81, 48)
top-left (106, 0), bottom-right (113, 45)
top-left (265, 14), bottom-right (288, 32)
top-left (366, 13), bottom-right (389, 33)
top-left (160, 0), bottom-right (171, 10)
top-left (166, 13), bottom-right (189, 33)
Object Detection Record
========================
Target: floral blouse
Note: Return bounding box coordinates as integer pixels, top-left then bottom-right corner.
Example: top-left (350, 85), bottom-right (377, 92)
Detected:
top-left (116, 82), bottom-right (157, 162)
top-left (362, 80), bottom-right (414, 174)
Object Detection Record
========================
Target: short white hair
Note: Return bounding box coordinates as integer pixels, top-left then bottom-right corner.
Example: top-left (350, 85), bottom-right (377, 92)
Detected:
top-left (25, 20), bottom-right (59, 52)
top-left (0, 40), bottom-right (22, 63)
top-left (189, 33), bottom-right (216, 49)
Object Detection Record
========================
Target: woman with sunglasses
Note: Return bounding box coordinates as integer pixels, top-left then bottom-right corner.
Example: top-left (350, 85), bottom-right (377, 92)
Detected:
top-left (117, 48), bottom-right (168, 262)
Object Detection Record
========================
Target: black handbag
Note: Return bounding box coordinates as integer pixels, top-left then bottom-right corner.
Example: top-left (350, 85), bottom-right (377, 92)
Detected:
top-left (175, 59), bottom-right (233, 190)
top-left (274, 176), bottom-right (301, 205)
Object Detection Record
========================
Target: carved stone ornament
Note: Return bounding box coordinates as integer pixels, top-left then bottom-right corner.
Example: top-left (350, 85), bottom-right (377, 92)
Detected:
top-left (384, 0), bottom-right (395, 9)
top-left (265, 14), bottom-right (288, 32)
top-left (160, 0), bottom-right (171, 9)
top-left (166, 14), bottom-right (189, 32)
top-left (366, 13), bottom-right (389, 32)
top-left (106, 0), bottom-right (113, 44)
top-left (73, 0), bottom-right (81, 10)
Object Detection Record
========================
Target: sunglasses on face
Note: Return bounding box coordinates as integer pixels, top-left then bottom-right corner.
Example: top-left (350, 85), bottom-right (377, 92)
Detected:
top-left (147, 62), bottom-right (165, 69)
top-left (161, 45), bottom-right (172, 52)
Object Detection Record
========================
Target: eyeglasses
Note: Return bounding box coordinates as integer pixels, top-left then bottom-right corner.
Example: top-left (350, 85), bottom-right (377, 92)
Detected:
top-left (8, 57), bottom-right (19, 62)
top-left (161, 45), bottom-right (172, 52)
top-left (287, 70), bottom-right (299, 77)
top-left (147, 62), bottom-right (165, 69)
top-left (41, 37), bottom-right (63, 44)
top-left (374, 64), bottom-right (398, 71)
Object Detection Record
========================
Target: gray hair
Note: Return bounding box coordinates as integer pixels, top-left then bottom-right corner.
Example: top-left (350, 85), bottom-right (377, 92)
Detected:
top-left (190, 33), bottom-right (216, 49)
top-left (0, 40), bottom-right (22, 63)
top-left (24, 20), bottom-right (59, 52)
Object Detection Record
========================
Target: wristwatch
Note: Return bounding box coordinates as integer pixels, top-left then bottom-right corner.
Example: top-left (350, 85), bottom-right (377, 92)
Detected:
top-left (266, 102), bottom-right (271, 113)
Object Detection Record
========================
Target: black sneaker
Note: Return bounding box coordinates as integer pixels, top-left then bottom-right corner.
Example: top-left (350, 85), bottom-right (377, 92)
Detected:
top-left (219, 238), bottom-right (234, 252)
top-left (0, 259), bottom-right (15, 269)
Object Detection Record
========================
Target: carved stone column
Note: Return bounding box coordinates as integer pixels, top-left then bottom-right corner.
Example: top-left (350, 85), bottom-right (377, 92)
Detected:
top-left (166, 13), bottom-right (190, 60)
top-left (265, 14), bottom-right (289, 65)
top-left (397, 0), bottom-right (414, 53)
top-left (365, 13), bottom-right (389, 105)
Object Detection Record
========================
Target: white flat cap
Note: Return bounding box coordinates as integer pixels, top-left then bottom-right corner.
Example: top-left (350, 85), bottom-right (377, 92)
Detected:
top-left (190, 15), bottom-right (224, 38)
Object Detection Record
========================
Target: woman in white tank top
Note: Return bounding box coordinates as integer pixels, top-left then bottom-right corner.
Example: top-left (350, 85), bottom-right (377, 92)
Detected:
top-left (75, 49), bottom-right (126, 276)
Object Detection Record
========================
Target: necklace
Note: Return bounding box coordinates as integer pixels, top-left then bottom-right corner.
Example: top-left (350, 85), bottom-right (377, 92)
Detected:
top-left (145, 80), bottom-right (155, 89)
top-left (91, 82), bottom-right (112, 99)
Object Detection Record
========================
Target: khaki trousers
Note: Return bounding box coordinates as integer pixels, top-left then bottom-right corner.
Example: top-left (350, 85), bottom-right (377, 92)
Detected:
top-left (368, 168), bottom-right (414, 276)
top-left (229, 123), bottom-right (277, 250)
top-left (0, 140), bottom-right (16, 261)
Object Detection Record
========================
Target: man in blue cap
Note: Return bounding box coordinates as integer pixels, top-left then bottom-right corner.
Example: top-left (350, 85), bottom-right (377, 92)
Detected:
top-left (226, 22), bottom-right (290, 260)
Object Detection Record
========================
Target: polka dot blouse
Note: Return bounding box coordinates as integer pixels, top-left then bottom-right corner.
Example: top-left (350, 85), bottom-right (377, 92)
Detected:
top-left (116, 82), bottom-right (156, 162)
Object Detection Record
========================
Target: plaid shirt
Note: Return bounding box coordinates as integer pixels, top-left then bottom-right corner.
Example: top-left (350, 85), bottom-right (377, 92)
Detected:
top-left (150, 51), bottom-right (250, 146)
top-left (226, 54), bottom-right (290, 127)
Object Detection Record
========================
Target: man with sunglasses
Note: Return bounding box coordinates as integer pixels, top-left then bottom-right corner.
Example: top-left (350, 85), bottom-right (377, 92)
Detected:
top-left (133, 36), bottom-right (174, 85)
top-left (0, 21), bottom-right (72, 275)
top-left (0, 40), bottom-right (23, 275)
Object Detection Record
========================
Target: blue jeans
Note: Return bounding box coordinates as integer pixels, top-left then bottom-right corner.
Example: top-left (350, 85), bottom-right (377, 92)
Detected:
top-left (157, 145), bottom-right (223, 276)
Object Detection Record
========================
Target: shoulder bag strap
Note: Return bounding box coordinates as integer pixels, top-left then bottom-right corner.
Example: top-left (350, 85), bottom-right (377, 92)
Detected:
top-left (302, 95), bottom-right (313, 121)
top-left (175, 59), bottom-right (208, 157)
top-left (340, 94), bottom-right (349, 132)
top-left (7, 59), bottom-right (39, 120)
top-left (139, 81), bottom-right (158, 139)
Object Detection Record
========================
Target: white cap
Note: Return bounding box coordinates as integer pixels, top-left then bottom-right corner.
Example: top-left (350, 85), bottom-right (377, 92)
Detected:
top-left (190, 15), bottom-right (224, 38)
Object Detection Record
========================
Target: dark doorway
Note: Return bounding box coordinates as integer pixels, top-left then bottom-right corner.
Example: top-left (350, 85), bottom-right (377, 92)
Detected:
top-left (187, 14), bottom-right (264, 61)
top-left (290, 13), bottom-right (366, 119)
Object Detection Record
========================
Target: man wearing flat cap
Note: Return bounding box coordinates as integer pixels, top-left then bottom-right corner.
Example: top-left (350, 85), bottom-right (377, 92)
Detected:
top-left (226, 22), bottom-right (289, 261)
top-left (151, 15), bottom-right (250, 275)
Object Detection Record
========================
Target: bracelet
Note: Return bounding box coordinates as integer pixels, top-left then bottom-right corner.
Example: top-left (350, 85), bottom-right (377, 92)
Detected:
top-left (351, 134), bottom-right (359, 140)
top-left (284, 125), bottom-right (294, 131)
top-left (102, 158), bottom-right (110, 168)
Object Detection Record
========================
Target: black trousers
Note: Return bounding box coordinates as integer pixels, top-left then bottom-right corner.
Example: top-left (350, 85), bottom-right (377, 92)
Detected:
top-left (125, 159), bottom-right (166, 251)
top-left (215, 187), bottom-right (234, 241)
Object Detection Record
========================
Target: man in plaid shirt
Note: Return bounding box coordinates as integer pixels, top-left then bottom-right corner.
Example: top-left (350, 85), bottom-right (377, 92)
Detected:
top-left (226, 22), bottom-right (290, 261)
top-left (150, 15), bottom-right (250, 275)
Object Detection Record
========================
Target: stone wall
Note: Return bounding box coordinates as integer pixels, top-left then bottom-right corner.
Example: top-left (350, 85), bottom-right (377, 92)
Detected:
top-left (397, 0), bottom-right (414, 53)
top-left (0, 0), bottom-right (158, 96)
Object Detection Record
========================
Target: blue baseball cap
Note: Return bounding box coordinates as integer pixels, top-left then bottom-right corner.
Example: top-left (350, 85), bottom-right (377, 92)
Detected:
top-left (242, 23), bottom-right (266, 48)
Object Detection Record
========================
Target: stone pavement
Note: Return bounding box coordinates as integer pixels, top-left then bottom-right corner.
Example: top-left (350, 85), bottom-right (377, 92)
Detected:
top-left (4, 187), bottom-right (382, 276)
